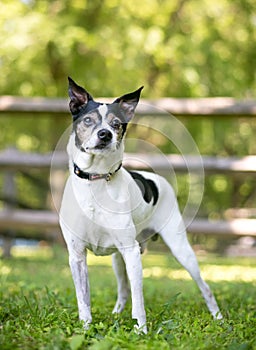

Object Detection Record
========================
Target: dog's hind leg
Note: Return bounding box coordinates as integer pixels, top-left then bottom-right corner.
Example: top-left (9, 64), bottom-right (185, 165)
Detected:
top-left (112, 252), bottom-right (130, 314)
top-left (160, 216), bottom-right (222, 320)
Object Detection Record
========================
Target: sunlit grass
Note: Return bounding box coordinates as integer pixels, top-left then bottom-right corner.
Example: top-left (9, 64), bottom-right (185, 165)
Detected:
top-left (2, 246), bottom-right (256, 284)
top-left (143, 260), bottom-right (256, 283)
top-left (11, 245), bottom-right (54, 259)
top-left (1, 245), bottom-right (256, 349)
top-left (86, 250), bottom-right (256, 282)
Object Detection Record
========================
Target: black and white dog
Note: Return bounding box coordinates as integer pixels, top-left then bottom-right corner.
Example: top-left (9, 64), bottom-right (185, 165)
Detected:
top-left (59, 78), bottom-right (222, 333)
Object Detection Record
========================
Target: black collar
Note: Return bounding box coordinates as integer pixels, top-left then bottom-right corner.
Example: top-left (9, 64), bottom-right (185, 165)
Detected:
top-left (73, 162), bottom-right (122, 181)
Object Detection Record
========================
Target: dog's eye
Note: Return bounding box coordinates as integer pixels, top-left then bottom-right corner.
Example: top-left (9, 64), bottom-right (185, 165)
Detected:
top-left (112, 119), bottom-right (121, 129)
top-left (83, 117), bottom-right (92, 126)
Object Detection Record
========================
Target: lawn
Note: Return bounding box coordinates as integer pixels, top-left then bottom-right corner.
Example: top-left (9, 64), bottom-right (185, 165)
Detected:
top-left (0, 245), bottom-right (255, 350)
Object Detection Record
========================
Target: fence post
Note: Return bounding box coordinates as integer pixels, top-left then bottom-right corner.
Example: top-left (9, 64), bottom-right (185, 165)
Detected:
top-left (2, 147), bottom-right (17, 258)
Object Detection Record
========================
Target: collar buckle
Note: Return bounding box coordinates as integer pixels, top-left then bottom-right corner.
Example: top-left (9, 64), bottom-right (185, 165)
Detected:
top-left (105, 173), bottom-right (112, 182)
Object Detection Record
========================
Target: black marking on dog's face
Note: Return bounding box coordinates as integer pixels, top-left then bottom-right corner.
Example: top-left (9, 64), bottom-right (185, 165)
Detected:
top-left (129, 171), bottom-right (159, 205)
top-left (113, 86), bottom-right (144, 122)
top-left (68, 77), bottom-right (103, 121)
top-left (72, 105), bottom-right (127, 152)
top-left (68, 77), bottom-right (143, 152)
top-left (74, 110), bottom-right (102, 150)
top-left (68, 77), bottom-right (143, 123)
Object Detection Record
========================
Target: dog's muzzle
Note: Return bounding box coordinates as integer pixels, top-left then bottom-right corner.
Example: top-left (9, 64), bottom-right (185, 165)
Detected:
top-left (92, 129), bottom-right (113, 150)
top-left (98, 129), bottom-right (112, 141)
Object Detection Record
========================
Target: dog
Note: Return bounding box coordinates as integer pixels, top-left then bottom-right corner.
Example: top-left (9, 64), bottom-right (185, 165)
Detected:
top-left (59, 77), bottom-right (222, 333)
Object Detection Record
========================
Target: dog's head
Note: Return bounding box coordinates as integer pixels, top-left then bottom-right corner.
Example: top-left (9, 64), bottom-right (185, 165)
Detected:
top-left (68, 77), bottom-right (143, 155)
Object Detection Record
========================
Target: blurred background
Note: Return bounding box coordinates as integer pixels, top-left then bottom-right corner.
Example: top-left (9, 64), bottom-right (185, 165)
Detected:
top-left (0, 0), bottom-right (256, 256)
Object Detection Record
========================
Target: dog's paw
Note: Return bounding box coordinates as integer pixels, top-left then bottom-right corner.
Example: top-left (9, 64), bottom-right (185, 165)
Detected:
top-left (210, 310), bottom-right (224, 326)
top-left (79, 314), bottom-right (92, 330)
top-left (134, 323), bottom-right (147, 335)
top-left (112, 299), bottom-right (127, 314)
top-left (112, 303), bottom-right (122, 314)
top-left (214, 311), bottom-right (224, 322)
top-left (82, 319), bottom-right (92, 330)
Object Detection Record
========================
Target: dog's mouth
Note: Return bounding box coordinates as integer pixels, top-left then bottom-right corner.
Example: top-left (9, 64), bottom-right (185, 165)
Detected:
top-left (83, 141), bottom-right (115, 153)
top-left (94, 141), bottom-right (109, 150)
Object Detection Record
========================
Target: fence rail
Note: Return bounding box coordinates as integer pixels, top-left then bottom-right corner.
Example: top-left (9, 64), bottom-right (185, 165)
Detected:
top-left (0, 209), bottom-right (256, 237)
top-left (1, 149), bottom-right (256, 174)
top-left (1, 96), bottom-right (256, 116)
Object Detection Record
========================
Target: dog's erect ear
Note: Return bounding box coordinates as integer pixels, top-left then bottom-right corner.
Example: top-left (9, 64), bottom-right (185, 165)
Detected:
top-left (114, 86), bottom-right (143, 122)
top-left (68, 77), bottom-right (93, 115)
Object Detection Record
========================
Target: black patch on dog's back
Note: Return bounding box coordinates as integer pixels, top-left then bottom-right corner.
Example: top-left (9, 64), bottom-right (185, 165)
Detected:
top-left (129, 171), bottom-right (159, 205)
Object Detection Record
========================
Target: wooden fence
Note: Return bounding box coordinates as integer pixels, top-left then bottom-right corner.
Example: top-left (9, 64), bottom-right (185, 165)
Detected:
top-left (1, 96), bottom-right (256, 256)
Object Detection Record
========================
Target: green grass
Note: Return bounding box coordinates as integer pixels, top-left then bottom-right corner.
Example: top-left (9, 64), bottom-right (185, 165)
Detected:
top-left (0, 245), bottom-right (256, 350)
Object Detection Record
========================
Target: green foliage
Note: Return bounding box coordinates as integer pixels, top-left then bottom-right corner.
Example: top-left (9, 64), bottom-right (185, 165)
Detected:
top-left (1, 0), bottom-right (255, 98)
top-left (0, 246), bottom-right (256, 349)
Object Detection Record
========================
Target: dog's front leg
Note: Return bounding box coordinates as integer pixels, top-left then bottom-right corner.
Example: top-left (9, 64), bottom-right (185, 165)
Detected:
top-left (68, 248), bottom-right (92, 329)
top-left (120, 242), bottom-right (147, 334)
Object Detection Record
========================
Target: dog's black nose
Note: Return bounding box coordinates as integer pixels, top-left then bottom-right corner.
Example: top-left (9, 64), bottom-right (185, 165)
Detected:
top-left (97, 129), bottom-right (113, 142)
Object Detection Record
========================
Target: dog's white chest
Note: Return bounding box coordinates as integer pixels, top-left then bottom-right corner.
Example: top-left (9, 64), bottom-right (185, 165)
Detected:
top-left (60, 171), bottom-right (154, 255)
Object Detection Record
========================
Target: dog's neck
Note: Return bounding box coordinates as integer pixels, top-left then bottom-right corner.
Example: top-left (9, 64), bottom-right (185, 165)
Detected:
top-left (67, 133), bottom-right (124, 176)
